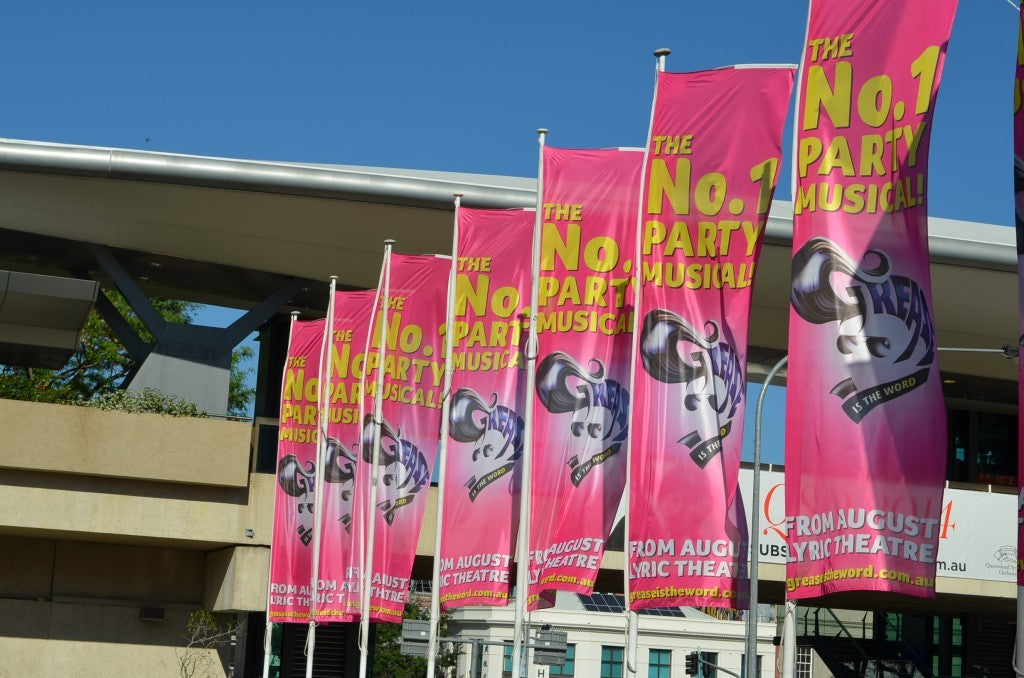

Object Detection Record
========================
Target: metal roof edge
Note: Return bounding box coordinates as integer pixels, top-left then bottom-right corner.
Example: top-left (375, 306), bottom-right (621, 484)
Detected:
top-left (0, 138), bottom-right (535, 210)
top-left (0, 138), bottom-right (1014, 271)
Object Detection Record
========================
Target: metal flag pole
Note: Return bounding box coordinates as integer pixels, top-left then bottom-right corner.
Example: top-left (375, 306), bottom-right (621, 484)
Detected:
top-left (427, 195), bottom-right (463, 677)
top-left (745, 355), bottom-right (787, 678)
top-left (791, 0), bottom-right (813, 205)
top-left (263, 310), bottom-right (301, 678)
top-left (622, 46), bottom-right (669, 677)
top-left (512, 128), bottom-right (546, 678)
top-left (359, 240), bottom-right (395, 678)
top-left (305, 277), bottom-right (338, 678)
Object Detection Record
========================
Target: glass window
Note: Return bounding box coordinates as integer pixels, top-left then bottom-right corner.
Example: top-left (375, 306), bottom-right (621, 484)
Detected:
top-left (601, 646), bottom-right (624, 678)
top-left (648, 649), bottom-right (671, 678)
top-left (946, 409), bottom-right (969, 482)
top-left (976, 412), bottom-right (1016, 485)
top-left (701, 652), bottom-right (718, 678)
top-left (550, 644), bottom-right (576, 677)
top-left (795, 647), bottom-right (812, 678)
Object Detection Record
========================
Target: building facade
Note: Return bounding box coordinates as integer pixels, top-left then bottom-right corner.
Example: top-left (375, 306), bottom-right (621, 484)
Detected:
top-left (0, 138), bottom-right (1017, 676)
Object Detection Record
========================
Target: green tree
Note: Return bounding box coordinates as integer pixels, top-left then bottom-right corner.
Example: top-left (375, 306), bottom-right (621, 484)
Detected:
top-left (228, 344), bottom-right (256, 416)
top-left (0, 290), bottom-right (256, 414)
top-left (372, 602), bottom-right (461, 678)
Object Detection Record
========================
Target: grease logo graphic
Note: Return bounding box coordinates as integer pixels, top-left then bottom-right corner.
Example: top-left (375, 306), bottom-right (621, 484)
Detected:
top-left (536, 351), bottom-right (629, 487)
top-left (324, 437), bottom-right (358, 533)
top-left (640, 309), bottom-right (744, 469)
top-left (361, 414), bottom-right (431, 524)
top-left (449, 388), bottom-right (523, 501)
top-left (277, 455), bottom-right (316, 547)
top-left (791, 237), bottom-right (936, 423)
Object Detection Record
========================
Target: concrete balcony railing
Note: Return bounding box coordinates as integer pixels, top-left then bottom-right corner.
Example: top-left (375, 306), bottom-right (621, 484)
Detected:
top-left (0, 398), bottom-right (251, 487)
top-left (0, 398), bottom-right (273, 550)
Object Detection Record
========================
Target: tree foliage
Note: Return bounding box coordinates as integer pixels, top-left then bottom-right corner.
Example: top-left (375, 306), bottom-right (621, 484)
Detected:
top-left (372, 601), bottom-right (461, 678)
top-left (0, 290), bottom-right (256, 415)
top-left (177, 608), bottom-right (243, 678)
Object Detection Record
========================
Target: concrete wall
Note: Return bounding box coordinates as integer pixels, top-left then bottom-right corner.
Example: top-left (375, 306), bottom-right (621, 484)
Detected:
top-left (0, 400), bottom-right (271, 677)
top-left (0, 398), bottom-right (251, 487)
top-left (0, 535), bottom-right (245, 678)
top-left (0, 468), bottom-right (275, 548)
top-left (0, 398), bottom-right (272, 549)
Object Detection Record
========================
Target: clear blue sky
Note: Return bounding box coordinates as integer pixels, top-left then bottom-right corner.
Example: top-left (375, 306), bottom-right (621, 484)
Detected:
top-left (0, 1), bottom-right (1015, 224)
top-left (4, 1), bottom-right (1017, 450)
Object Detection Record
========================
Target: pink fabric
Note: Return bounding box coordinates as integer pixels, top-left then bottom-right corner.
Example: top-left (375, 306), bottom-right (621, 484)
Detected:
top-left (785, 0), bottom-right (957, 598)
top-left (269, 319), bottom-right (327, 623)
top-left (527, 147), bottom-right (643, 610)
top-left (438, 207), bottom-right (534, 610)
top-left (629, 66), bottom-right (794, 609)
top-left (314, 289), bottom-right (377, 622)
top-left (354, 254), bottom-right (450, 622)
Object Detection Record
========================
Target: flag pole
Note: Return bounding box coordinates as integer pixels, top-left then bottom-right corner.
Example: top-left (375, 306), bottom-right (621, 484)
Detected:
top-left (427, 195), bottom-right (463, 677)
top-left (746, 355), bottom-right (788, 678)
top-left (622, 47), bottom-right (668, 676)
top-left (512, 128), bottom-right (546, 678)
top-left (359, 241), bottom-right (396, 678)
top-left (263, 310), bottom-right (301, 678)
top-left (304, 277), bottom-right (337, 678)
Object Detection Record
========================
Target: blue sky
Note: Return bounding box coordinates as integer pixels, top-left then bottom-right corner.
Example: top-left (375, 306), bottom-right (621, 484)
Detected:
top-left (0, 1), bottom-right (1015, 224)
top-left (4, 1), bottom-right (1018, 455)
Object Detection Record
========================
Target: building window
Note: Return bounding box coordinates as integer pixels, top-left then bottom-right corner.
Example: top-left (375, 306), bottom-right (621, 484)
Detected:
top-left (739, 654), bottom-right (760, 678)
top-left (649, 648), bottom-right (671, 678)
top-left (977, 412), bottom-right (1016, 485)
top-left (947, 408), bottom-right (1017, 486)
top-left (701, 652), bottom-right (718, 678)
top-left (503, 645), bottom-right (513, 677)
top-left (795, 647), bottom-right (812, 678)
top-left (550, 644), bottom-right (575, 677)
top-left (601, 645), bottom-right (624, 678)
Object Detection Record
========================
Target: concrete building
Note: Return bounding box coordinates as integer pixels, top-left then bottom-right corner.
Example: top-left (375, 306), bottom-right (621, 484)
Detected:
top-left (0, 137), bottom-right (1017, 676)
top-left (445, 592), bottom-right (778, 678)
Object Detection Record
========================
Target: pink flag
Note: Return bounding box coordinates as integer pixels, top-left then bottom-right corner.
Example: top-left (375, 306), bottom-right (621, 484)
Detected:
top-left (269, 318), bottom-right (327, 623)
top-left (315, 289), bottom-right (377, 622)
top-left (785, 0), bottom-right (957, 598)
top-left (439, 208), bottom-right (533, 610)
top-left (356, 254), bottom-right (449, 623)
top-left (528, 147), bottom-right (643, 610)
top-left (628, 66), bottom-right (794, 610)
top-left (1015, 4), bottom-right (1024, 588)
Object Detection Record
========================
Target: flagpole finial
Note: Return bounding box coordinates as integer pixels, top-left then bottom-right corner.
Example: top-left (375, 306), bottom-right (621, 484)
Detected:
top-left (384, 239), bottom-right (396, 245)
top-left (290, 310), bottom-right (300, 319)
top-left (537, 128), bottom-right (548, 135)
top-left (330, 275), bottom-right (338, 282)
top-left (654, 47), bottom-right (671, 58)
top-left (453, 192), bottom-right (463, 199)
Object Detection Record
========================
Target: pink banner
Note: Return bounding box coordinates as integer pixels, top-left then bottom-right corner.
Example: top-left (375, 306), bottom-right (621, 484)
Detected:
top-left (527, 147), bottom-right (642, 609)
top-left (315, 289), bottom-right (377, 622)
top-left (785, 0), bottom-right (956, 598)
top-left (356, 253), bottom-right (449, 623)
top-left (269, 318), bottom-right (326, 623)
top-left (438, 207), bottom-right (533, 610)
top-left (628, 66), bottom-right (794, 610)
top-left (1015, 5), bottom-right (1024, 588)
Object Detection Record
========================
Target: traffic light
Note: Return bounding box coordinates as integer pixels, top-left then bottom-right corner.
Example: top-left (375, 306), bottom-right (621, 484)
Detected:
top-left (685, 651), bottom-right (699, 676)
